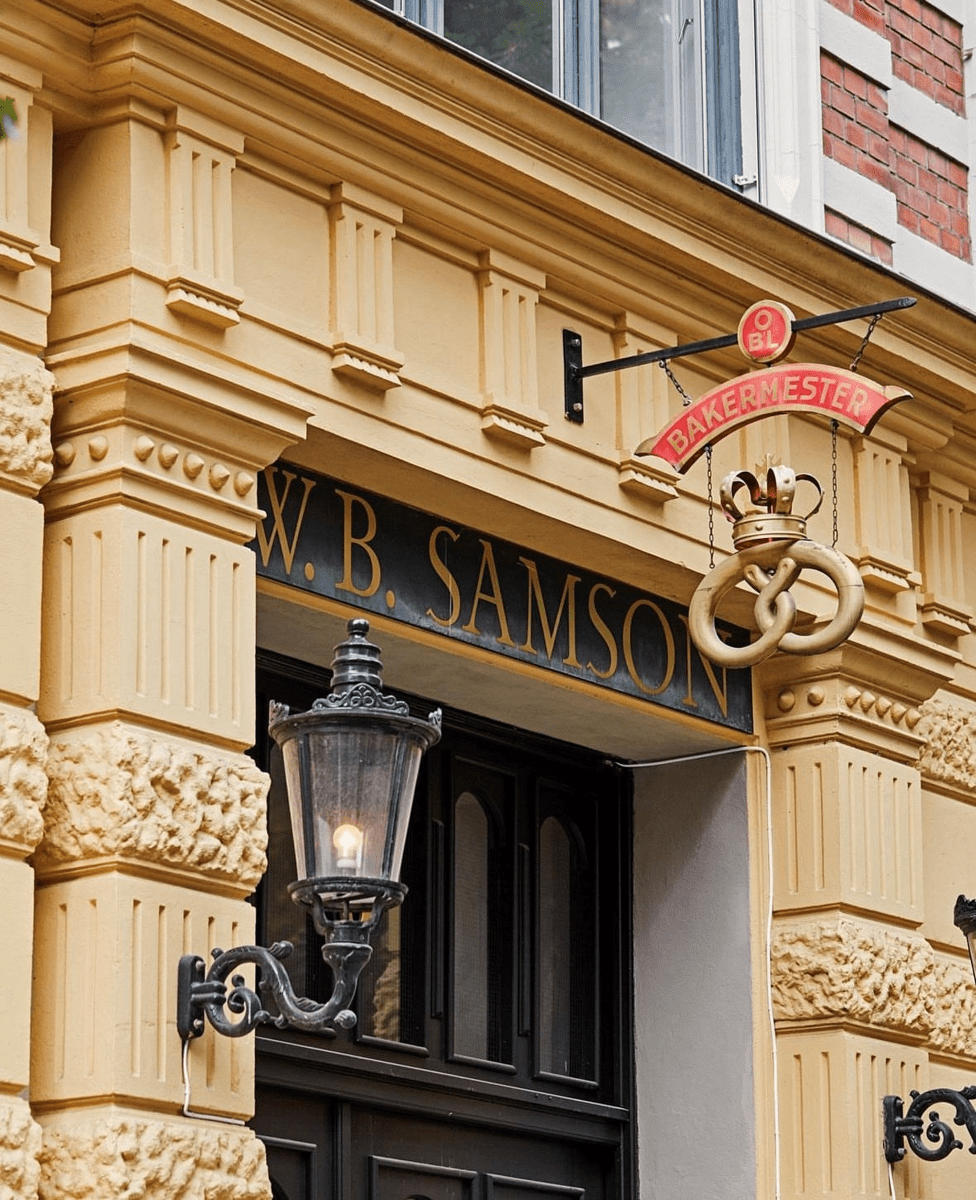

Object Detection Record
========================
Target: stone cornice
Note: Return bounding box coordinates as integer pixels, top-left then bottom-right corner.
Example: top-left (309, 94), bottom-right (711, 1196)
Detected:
top-left (771, 917), bottom-right (976, 1057)
top-left (0, 703), bottom-right (48, 856)
top-left (42, 343), bottom-right (313, 539)
top-left (36, 724), bottom-right (268, 894)
top-left (758, 629), bottom-right (957, 759)
top-left (50, 3), bottom-right (976, 396)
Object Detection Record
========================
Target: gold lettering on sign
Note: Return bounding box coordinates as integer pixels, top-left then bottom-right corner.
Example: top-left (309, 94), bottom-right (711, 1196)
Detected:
top-left (335, 489), bottom-right (382, 598)
top-left (255, 467), bottom-right (316, 574)
top-left (462, 540), bottom-right (516, 647)
top-left (518, 558), bottom-right (583, 668)
top-left (622, 599), bottom-right (675, 695)
top-left (638, 365), bottom-right (910, 472)
top-left (678, 615), bottom-right (729, 718)
top-left (586, 583), bottom-right (618, 679)
top-left (426, 525), bottom-right (462, 627)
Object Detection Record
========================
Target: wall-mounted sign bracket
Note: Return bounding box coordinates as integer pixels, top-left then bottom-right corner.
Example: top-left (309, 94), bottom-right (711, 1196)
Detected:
top-left (562, 296), bottom-right (916, 424)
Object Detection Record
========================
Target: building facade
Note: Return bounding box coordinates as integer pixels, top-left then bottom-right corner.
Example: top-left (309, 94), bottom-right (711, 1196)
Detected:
top-left (3, 1), bottom-right (976, 1199)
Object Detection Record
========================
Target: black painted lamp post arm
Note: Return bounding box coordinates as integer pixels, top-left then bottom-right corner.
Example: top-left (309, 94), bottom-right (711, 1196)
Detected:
top-left (177, 933), bottom-right (372, 1040)
top-left (884, 1088), bottom-right (976, 1163)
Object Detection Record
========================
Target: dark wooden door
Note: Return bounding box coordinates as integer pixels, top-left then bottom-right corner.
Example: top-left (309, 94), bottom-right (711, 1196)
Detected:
top-left (252, 652), bottom-right (632, 1200)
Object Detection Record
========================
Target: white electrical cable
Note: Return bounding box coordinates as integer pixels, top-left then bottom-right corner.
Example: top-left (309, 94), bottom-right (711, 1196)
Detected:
top-left (618, 743), bottom-right (781, 1200)
top-left (181, 1037), bottom-right (247, 1125)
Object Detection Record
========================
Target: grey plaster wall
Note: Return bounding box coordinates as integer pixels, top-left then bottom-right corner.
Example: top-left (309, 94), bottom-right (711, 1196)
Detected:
top-left (632, 752), bottom-right (756, 1200)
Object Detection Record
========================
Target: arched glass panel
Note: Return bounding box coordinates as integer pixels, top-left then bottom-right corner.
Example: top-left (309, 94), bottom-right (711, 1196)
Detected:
top-left (538, 815), bottom-right (573, 1076)
top-left (452, 791), bottom-right (490, 1060)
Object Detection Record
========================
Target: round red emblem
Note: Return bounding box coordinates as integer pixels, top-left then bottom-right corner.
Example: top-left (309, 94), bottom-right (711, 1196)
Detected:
top-left (737, 300), bottom-right (796, 363)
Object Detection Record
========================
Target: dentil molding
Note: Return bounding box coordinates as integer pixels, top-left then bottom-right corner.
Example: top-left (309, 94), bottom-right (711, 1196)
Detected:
top-left (0, 1097), bottom-right (41, 1200)
top-left (36, 725), bottom-right (268, 891)
top-left (771, 918), bottom-right (976, 1056)
top-left (0, 703), bottom-right (48, 855)
top-left (0, 350), bottom-right (54, 495)
top-left (38, 1117), bottom-right (270, 1200)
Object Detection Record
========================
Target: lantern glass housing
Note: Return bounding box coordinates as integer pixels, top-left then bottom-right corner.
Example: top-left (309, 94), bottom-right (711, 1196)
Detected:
top-left (269, 619), bottom-right (441, 909)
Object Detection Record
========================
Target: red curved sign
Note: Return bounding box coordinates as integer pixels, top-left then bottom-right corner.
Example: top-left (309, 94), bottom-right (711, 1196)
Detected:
top-left (636, 363), bottom-right (911, 472)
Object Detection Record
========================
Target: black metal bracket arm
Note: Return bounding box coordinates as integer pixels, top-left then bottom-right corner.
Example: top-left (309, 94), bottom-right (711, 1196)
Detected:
top-left (884, 1088), bottom-right (976, 1163)
top-left (177, 936), bottom-right (372, 1040)
top-left (177, 877), bottom-right (405, 1040)
top-left (563, 296), bottom-right (916, 424)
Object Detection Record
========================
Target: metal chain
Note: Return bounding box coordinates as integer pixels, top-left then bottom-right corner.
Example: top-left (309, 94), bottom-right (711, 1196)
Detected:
top-left (660, 358), bottom-right (713, 563)
top-left (659, 358), bottom-right (694, 407)
top-left (849, 312), bottom-right (882, 373)
top-left (830, 419), bottom-right (839, 548)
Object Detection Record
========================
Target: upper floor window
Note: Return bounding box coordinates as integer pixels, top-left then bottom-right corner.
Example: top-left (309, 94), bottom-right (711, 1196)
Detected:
top-left (377, 0), bottom-right (746, 186)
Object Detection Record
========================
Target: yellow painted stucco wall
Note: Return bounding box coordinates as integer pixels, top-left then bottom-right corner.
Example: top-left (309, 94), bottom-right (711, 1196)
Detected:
top-left (1, 1), bottom-right (976, 1198)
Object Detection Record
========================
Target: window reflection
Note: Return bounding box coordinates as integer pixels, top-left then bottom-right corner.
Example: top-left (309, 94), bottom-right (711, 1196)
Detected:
top-left (538, 816), bottom-right (573, 1076)
top-left (452, 790), bottom-right (490, 1059)
top-left (601, 0), bottom-right (703, 169)
top-left (444, 0), bottom-right (554, 91)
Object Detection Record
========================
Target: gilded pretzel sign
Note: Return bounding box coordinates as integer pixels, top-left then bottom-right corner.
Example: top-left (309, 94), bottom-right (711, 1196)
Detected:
top-left (563, 295), bottom-right (914, 667)
top-left (687, 465), bottom-right (864, 668)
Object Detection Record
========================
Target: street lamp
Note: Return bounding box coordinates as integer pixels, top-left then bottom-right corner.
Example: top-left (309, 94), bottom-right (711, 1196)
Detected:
top-left (882, 896), bottom-right (976, 1163)
top-left (176, 618), bottom-right (441, 1041)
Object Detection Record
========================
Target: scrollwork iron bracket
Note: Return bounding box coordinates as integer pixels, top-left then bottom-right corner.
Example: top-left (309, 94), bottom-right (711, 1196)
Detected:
top-left (176, 879), bottom-right (406, 1041)
top-left (884, 1088), bottom-right (976, 1163)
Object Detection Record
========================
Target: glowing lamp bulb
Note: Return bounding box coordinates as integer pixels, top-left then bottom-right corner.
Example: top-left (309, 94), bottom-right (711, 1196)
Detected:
top-left (333, 823), bottom-right (364, 871)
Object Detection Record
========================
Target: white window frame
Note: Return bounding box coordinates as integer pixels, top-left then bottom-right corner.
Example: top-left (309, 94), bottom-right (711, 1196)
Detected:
top-left (382, 0), bottom-right (759, 190)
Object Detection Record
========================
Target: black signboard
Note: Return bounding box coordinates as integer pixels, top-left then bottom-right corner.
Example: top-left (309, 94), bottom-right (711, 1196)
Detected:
top-left (253, 465), bottom-right (753, 733)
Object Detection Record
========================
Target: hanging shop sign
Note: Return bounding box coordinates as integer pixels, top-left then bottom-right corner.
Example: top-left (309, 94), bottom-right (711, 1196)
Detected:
top-left (562, 296), bottom-right (916, 668)
top-left (637, 362), bottom-right (909, 471)
top-left (253, 465), bottom-right (753, 732)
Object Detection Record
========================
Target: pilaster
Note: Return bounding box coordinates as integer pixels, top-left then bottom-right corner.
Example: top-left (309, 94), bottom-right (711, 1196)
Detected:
top-left (851, 426), bottom-right (918, 602)
top-left (476, 249), bottom-right (548, 448)
top-left (0, 348), bottom-right (55, 1200)
top-left (612, 315), bottom-right (679, 503)
top-left (0, 55), bottom-right (58, 355)
top-left (32, 93), bottom-right (311, 1192)
top-left (912, 470), bottom-right (974, 638)
top-left (164, 109), bottom-right (244, 330)
top-left (758, 636), bottom-right (956, 1200)
top-left (328, 182), bottom-right (405, 390)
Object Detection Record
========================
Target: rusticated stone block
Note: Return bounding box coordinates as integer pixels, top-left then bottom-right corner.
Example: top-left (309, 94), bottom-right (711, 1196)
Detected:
top-left (0, 703), bottom-right (47, 855)
top-left (0, 351), bottom-right (54, 494)
top-left (38, 1116), bottom-right (270, 1200)
top-left (0, 1097), bottom-right (41, 1200)
top-left (771, 918), bottom-right (932, 1034)
top-left (772, 916), bottom-right (976, 1057)
top-left (917, 698), bottom-right (976, 789)
top-left (37, 725), bottom-right (268, 892)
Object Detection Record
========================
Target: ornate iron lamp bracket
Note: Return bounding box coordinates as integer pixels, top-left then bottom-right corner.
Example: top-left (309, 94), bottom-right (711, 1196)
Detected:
top-left (884, 1088), bottom-right (976, 1163)
top-left (176, 881), bottom-right (405, 1039)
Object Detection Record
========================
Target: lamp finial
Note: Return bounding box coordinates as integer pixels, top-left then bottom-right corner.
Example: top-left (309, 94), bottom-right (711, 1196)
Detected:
top-left (330, 618), bottom-right (383, 694)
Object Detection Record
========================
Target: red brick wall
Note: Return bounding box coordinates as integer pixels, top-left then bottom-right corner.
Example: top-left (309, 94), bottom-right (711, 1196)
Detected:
top-left (886, 0), bottom-right (965, 115)
top-left (825, 208), bottom-right (895, 263)
top-left (821, 0), bottom-right (970, 262)
top-left (891, 128), bottom-right (971, 256)
top-left (821, 53), bottom-right (892, 190)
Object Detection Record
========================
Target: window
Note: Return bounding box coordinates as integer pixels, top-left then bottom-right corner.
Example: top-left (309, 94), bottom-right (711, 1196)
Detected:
top-left (375, 0), bottom-right (745, 185)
